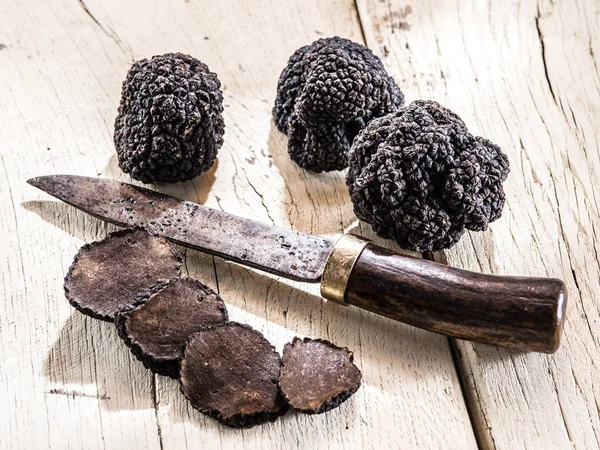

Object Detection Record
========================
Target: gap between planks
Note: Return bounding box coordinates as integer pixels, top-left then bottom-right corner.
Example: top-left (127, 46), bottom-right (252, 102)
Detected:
top-left (350, 2), bottom-right (484, 447)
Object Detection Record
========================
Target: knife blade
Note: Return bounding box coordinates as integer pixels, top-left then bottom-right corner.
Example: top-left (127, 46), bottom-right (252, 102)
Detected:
top-left (27, 175), bottom-right (333, 282)
top-left (28, 174), bottom-right (567, 353)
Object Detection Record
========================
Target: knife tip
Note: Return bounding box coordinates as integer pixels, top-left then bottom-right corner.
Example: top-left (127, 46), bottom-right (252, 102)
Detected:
top-left (27, 176), bottom-right (44, 189)
top-left (27, 175), bottom-right (58, 193)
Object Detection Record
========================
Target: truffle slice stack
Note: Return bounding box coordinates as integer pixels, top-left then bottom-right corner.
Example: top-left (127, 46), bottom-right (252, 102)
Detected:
top-left (63, 227), bottom-right (363, 428)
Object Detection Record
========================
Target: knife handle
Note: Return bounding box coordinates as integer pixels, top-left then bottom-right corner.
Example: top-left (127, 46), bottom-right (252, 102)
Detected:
top-left (323, 236), bottom-right (567, 353)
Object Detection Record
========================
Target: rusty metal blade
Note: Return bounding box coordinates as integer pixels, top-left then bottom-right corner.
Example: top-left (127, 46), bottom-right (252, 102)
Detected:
top-left (27, 175), bottom-right (333, 282)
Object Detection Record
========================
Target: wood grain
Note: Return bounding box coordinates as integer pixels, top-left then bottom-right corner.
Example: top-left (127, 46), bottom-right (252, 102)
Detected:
top-left (5, 0), bottom-right (598, 448)
top-left (345, 245), bottom-right (566, 353)
top-left (355, 0), bottom-right (600, 447)
top-left (0, 0), bottom-right (476, 449)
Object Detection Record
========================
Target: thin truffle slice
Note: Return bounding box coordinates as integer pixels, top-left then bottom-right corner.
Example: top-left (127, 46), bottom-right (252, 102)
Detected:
top-left (64, 228), bottom-right (182, 321)
top-left (279, 337), bottom-right (361, 414)
top-left (180, 322), bottom-right (287, 428)
top-left (116, 277), bottom-right (228, 378)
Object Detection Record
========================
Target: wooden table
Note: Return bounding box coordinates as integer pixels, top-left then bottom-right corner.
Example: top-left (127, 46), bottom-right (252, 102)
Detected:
top-left (1, 0), bottom-right (598, 448)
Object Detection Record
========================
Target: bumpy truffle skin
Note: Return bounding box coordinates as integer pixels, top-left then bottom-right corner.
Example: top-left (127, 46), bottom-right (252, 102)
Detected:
top-left (273, 37), bottom-right (404, 172)
top-left (347, 100), bottom-right (510, 252)
top-left (114, 53), bottom-right (224, 183)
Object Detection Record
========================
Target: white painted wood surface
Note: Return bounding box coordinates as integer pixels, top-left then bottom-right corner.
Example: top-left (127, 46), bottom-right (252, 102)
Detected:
top-left (355, 0), bottom-right (600, 448)
top-left (0, 0), bottom-right (474, 449)
top-left (0, 0), bottom-right (597, 448)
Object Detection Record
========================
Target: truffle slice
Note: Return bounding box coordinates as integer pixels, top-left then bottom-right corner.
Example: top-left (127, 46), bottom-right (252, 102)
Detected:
top-left (114, 53), bottom-right (225, 183)
top-left (180, 323), bottom-right (287, 428)
top-left (279, 337), bottom-right (361, 414)
top-left (115, 277), bottom-right (228, 378)
top-left (64, 228), bottom-right (182, 321)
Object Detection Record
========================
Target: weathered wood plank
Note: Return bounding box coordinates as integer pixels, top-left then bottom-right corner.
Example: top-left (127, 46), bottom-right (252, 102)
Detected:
top-left (0, 0), bottom-right (477, 449)
top-left (355, 0), bottom-right (600, 447)
top-left (0, 1), bottom-right (161, 448)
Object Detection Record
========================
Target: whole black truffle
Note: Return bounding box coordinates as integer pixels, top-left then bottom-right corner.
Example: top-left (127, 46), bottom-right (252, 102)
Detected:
top-left (347, 100), bottom-right (510, 252)
top-left (273, 37), bottom-right (404, 172)
top-left (114, 53), bottom-right (224, 183)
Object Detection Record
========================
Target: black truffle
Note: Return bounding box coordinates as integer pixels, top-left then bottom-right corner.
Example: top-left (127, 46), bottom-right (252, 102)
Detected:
top-left (115, 277), bottom-right (228, 378)
top-left (114, 53), bottom-right (224, 183)
top-left (64, 228), bottom-right (182, 321)
top-left (179, 322), bottom-right (287, 428)
top-left (273, 37), bottom-right (404, 172)
top-left (347, 100), bottom-right (510, 252)
top-left (278, 337), bottom-right (361, 414)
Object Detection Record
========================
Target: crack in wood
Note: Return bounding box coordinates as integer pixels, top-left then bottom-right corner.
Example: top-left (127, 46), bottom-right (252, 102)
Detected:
top-left (151, 375), bottom-right (164, 450)
top-left (76, 0), bottom-right (134, 62)
top-left (46, 389), bottom-right (110, 400)
top-left (246, 176), bottom-right (275, 225)
top-left (535, 6), bottom-right (557, 105)
top-left (449, 341), bottom-right (497, 450)
top-left (352, 0), bottom-right (368, 44)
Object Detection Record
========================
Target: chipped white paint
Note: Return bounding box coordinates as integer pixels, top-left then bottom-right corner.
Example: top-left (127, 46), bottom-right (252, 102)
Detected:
top-left (0, 0), bottom-right (476, 449)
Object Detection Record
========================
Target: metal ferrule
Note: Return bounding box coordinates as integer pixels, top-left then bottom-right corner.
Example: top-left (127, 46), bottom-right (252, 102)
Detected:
top-left (320, 234), bottom-right (370, 305)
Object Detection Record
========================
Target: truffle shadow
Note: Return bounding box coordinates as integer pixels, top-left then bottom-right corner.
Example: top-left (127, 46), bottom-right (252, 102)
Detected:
top-left (101, 153), bottom-right (219, 206)
top-left (45, 312), bottom-right (156, 411)
top-left (267, 121), bottom-right (356, 236)
top-left (163, 384), bottom-right (304, 433)
top-left (22, 200), bottom-right (116, 242)
top-left (165, 158), bottom-right (219, 205)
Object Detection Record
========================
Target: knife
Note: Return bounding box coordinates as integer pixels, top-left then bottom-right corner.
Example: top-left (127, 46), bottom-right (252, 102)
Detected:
top-left (27, 175), bottom-right (567, 353)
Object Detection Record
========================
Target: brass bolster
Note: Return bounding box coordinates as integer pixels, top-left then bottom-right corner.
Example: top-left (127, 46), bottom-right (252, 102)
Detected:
top-left (320, 234), bottom-right (370, 305)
